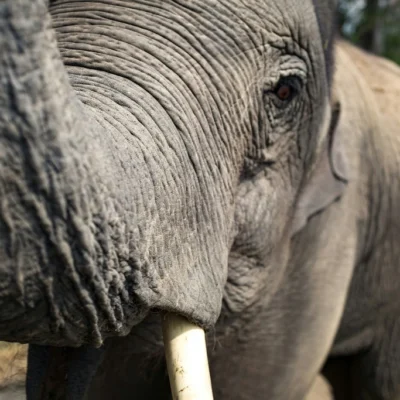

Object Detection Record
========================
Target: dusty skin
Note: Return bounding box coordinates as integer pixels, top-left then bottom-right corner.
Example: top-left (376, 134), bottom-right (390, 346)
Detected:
top-left (1, 0), bottom-right (400, 397)
top-left (0, 40), bottom-right (399, 400)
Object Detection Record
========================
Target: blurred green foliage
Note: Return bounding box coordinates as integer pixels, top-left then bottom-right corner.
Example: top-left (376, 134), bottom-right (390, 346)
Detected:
top-left (338, 0), bottom-right (400, 64)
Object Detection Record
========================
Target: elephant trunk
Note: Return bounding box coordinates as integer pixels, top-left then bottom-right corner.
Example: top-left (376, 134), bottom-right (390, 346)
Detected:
top-left (0, 0), bottom-right (233, 347)
top-left (0, 0), bottom-right (138, 345)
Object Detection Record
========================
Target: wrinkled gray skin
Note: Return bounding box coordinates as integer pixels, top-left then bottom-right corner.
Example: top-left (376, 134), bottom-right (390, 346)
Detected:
top-left (0, 0), bottom-right (399, 399)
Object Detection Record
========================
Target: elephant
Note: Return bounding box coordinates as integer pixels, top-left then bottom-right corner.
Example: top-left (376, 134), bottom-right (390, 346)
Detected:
top-left (0, 0), bottom-right (399, 399)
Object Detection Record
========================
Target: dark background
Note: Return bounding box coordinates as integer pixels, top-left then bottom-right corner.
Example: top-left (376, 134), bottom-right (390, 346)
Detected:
top-left (339, 0), bottom-right (400, 64)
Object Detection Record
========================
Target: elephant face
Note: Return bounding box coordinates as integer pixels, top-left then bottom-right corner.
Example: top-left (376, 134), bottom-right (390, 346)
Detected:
top-left (0, 0), bottom-right (339, 346)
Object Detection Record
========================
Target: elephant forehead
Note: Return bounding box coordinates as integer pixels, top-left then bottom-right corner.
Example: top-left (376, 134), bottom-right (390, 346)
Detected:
top-left (174, 0), bottom-right (320, 49)
top-left (193, 0), bottom-right (320, 40)
top-left (51, 0), bottom-right (324, 125)
top-left (51, 0), bottom-right (318, 56)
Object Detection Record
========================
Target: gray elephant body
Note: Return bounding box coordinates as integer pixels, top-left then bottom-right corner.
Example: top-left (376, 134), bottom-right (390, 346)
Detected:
top-left (326, 42), bottom-right (400, 399)
top-left (89, 43), bottom-right (400, 400)
top-left (0, 0), bottom-right (399, 399)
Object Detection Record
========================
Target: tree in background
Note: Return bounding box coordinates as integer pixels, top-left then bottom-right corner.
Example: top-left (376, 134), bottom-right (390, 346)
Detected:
top-left (338, 0), bottom-right (400, 64)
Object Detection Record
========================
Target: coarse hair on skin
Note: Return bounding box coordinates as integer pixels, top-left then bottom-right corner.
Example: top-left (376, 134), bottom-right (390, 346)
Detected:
top-left (312, 0), bottom-right (338, 90)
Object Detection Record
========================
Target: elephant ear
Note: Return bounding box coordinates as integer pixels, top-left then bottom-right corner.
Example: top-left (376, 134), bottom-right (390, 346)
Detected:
top-left (291, 100), bottom-right (349, 235)
top-left (312, 0), bottom-right (337, 87)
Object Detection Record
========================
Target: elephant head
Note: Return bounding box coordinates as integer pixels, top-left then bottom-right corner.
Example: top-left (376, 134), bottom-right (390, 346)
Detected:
top-left (0, 0), bottom-right (347, 397)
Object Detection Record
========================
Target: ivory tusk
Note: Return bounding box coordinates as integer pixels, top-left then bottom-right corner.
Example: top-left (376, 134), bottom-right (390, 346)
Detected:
top-left (162, 313), bottom-right (214, 400)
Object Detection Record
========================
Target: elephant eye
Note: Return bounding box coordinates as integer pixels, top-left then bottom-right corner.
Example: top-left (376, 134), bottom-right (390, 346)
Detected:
top-left (275, 83), bottom-right (293, 101)
top-left (270, 76), bottom-right (303, 105)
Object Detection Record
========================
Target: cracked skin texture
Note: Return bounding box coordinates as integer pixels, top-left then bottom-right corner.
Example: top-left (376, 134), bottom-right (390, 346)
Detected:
top-left (0, 0), bottom-right (400, 399)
